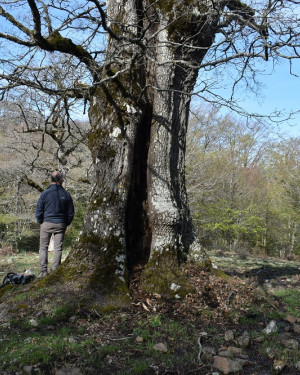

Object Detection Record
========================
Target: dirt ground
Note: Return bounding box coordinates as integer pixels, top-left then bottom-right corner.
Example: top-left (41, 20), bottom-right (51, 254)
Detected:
top-left (0, 250), bottom-right (299, 374)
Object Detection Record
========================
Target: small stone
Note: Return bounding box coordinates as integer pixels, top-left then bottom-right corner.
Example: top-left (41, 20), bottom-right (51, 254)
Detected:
top-left (273, 360), bottom-right (286, 373)
top-left (68, 337), bottom-right (77, 343)
top-left (135, 336), bottom-right (144, 343)
top-left (201, 346), bottom-right (216, 362)
top-left (153, 343), bottom-right (168, 352)
top-left (284, 326), bottom-right (290, 332)
top-left (266, 347), bottom-right (276, 359)
top-left (253, 336), bottom-right (264, 343)
top-left (218, 350), bottom-right (231, 358)
top-left (275, 332), bottom-right (293, 347)
top-left (264, 282), bottom-right (273, 289)
top-left (23, 365), bottom-right (33, 374)
top-left (228, 347), bottom-right (243, 355)
top-left (293, 324), bottom-right (300, 334)
top-left (55, 368), bottom-right (83, 375)
top-left (69, 316), bottom-right (77, 323)
top-left (235, 358), bottom-right (251, 367)
top-left (29, 319), bottom-right (38, 327)
top-left (263, 320), bottom-right (278, 335)
top-left (217, 347), bottom-right (245, 359)
top-left (213, 356), bottom-right (243, 374)
top-left (282, 339), bottom-right (299, 350)
top-left (35, 310), bottom-right (46, 318)
top-left (285, 315), bottom-right (297, 324)
top-left (224, 330), bottom-right (234, 342)
top-left (279, 332), bottom-right (293, 340)
top-left (85, 368), bottom-right (98, 375)
top-left (237, 354), bottom-right (249, 359)
top-left (236, 331), bottom-right (251, 348)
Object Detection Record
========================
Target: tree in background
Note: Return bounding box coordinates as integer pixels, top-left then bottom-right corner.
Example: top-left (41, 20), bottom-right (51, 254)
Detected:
top-left (264, 138), bottom-right (300, 258)
top-left (187, 106), bottom-right (269, 253)
top-left (186, 105), bottom-right (300, 259)
top-left (0, 1), bottom-right (299, 303)
top-left (0, 96), bottom-right (92, 251)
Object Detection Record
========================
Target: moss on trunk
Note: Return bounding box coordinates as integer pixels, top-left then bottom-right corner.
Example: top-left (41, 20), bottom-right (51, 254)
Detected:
top-left (141, 248), bottom-right (195, 299)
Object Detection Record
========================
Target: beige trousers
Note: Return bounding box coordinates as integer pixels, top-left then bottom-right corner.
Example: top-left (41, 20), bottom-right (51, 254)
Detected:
top-left (39, 222), bottom-right (66, 272)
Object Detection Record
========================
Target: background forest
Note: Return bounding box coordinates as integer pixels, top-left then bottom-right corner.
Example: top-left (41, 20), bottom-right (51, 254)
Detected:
top-left (0, 100), bottom-right (299, 261)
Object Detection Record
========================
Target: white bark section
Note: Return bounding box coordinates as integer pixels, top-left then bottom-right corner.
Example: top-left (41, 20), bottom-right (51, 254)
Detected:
top-left (148, 17), bottom-right (181, 253)
top-left (107, 0), bottom-right (138, 31)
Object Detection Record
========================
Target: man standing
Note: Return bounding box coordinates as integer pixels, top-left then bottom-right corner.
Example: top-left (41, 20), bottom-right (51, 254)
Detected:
top-left (35, 171), bottom-right (74, 278)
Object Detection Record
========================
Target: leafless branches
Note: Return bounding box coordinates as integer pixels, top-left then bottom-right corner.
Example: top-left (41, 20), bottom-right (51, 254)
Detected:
top-left (0, 0), bottom-right (299, 144)
top-left (0, 0), bottom-right (298, 97)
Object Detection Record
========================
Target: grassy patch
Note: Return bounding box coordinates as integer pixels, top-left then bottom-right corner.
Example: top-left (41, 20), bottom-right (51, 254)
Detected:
top-left (0, 312), bottom-right (201, 374)
top-left (0, 327), bottom-right (94, 372)
top-left (0, 250), bottom-right (69, 280)
top-left (38, 305), bottom-right (77, 326)
top-left (1, 251), bottom-right (300, 374)
top-left (273, 289), bottom-right (300, 318)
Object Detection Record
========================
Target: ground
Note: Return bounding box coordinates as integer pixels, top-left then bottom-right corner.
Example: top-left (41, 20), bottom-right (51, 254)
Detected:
top-left (0, 248), bottom-right (299, 374)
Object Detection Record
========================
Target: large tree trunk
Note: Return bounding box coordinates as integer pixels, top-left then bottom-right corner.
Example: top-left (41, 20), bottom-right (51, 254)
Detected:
top-left (64, 0), bottom-right (219, 302)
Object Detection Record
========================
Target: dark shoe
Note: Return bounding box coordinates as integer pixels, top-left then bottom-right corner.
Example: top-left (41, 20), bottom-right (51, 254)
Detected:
top-left (37, 271), bottom-right (49, 279)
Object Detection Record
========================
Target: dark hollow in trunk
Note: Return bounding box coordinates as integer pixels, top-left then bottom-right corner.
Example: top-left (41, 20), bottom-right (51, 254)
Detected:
top-left (126, 103), bottom-right (153, 271)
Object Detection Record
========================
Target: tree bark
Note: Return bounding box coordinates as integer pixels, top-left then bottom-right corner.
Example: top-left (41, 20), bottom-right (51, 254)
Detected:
top-left (62, 0), bottom-right (220, 302)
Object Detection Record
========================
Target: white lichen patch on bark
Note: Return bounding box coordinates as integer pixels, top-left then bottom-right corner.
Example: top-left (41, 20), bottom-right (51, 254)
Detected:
top-left (114, 254), bottom-right (126, 276)
top-left (115, 254), bottom-right (126, 263)
top-left (151, 233), bottom-right (175, 254)
top-left (187, 239), bottom-right (209, 263)
top-left (126, 104), bottom-right (138, 114)
top-left (110, 127), bottom-right (122, 138)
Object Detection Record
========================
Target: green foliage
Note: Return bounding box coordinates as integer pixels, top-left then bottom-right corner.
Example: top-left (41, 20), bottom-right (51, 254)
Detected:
top-left (187, 106), bottom-right (300, 258)
top-left (0, 214), bottom-right (19, 224)
top-left (63, 199), bottom-right (86, 249)
top-left (16, 230), bottom-right (40, 252)
top-left (196, 202), bottom-right (265, 248)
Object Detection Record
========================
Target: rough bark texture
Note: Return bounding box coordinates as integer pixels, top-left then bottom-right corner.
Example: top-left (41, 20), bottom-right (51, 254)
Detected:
top-left (65, 0), bottom-right (222, 302)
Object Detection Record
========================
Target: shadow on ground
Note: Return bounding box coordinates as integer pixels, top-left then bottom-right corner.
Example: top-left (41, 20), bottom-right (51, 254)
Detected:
top-left (226, 264), bottom-right (299, 286)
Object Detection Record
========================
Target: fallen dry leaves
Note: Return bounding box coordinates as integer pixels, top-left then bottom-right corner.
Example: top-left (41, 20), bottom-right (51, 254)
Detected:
top-left (129, 262), bottom-right (278, 325)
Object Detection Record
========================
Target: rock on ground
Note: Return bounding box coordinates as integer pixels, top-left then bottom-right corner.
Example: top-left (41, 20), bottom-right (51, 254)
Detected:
top-left (213, 356), bottom-right (243, 374)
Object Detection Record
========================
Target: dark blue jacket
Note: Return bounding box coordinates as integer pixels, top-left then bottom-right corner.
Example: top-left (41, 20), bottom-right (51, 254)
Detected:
top-left (35, 184), bottom-right (74, 225)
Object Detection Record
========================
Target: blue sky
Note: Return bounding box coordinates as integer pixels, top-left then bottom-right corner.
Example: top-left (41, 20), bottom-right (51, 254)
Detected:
top-left (240, 59), bottom-right (300, 138)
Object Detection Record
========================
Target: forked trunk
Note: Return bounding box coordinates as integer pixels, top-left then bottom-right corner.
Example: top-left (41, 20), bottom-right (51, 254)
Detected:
top-left (65, 0), bottom-right (219, 302)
